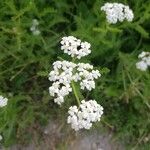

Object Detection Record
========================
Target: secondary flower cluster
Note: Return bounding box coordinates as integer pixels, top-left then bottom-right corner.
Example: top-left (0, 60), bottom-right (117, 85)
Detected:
top-left (136, 51), bottom-right (150, 71)
top-left (101, 3), bottom-right (134, 24)
top-left (61, 36), bottom-right (91, 59)
top-left (49, 36), bottom-right (103, 131)
top-left (0, 95), bottom-right (8, 107)
top-left (48, 61), bottom-right (101, 105)
top-left (30, 19), bottom-right (40, 35)
top-left (76, 63), bottom-right (101, 91)
top-left (49, 61), bottom-right (75, 105)
top-left (67, 100), bottom-right (103, 131)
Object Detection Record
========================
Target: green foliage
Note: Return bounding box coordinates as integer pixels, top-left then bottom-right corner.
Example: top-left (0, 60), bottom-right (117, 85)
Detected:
top-left (0, 0), bottom-right (150, 149)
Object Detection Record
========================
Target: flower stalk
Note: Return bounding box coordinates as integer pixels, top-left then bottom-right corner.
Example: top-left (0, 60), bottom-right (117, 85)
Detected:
top-left (71, 81), bottom-right (80, 106)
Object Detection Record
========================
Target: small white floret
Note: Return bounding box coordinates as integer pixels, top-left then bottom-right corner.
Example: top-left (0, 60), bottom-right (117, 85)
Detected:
top-left (0, 95), bottom-right (8, 107)
top-left (136, 51), bottom-right (150, 71)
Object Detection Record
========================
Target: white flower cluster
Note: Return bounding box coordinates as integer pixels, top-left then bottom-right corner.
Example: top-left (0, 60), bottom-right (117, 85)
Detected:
top-left (48, 61), bottom-right (76, 105)
top-left (0, 95), bottom-right (8, 107)
top-left (136, 51), bottom-right (150, 71)
top-left (30, 19), bottom-right (40, 35)
top-left (101, 3), bottom-right (134, 24)
top-left (75, 63), bottom-right (101, 91)
top-left (67, 100), bottom-right (103, 131)
top-left (49, 36), bottom-right (103, 131)
top-left (60, 36), bottom-right (91, 59)
top-left (48, 61), bottom-right (101, 105)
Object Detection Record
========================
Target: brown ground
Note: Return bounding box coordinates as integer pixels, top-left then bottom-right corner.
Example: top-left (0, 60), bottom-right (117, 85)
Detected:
top-left (7, 121), bottom-right (124, 150)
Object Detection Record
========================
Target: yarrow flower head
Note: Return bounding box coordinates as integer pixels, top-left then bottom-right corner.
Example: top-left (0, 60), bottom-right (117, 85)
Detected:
top-left (67, 100), bottom-right (104, 131)
top-left (48, 36), bottom-right (104, 131)
top-left (30, 19), bottom-right (40, 35)
top-left (101, 3), bottom-right (134, 24)
top-left (48, 60), bottom-right (76, 105)
top-left (48, 61), bottom-right (101, 105)
top-left (75, 63), bottom-right (101, 91)
top-left (136, 51), bottom-right (150, 71)
top-left (0, 95), bottom-right (8, 107)
top-left (60, 36), bottom-right (91, 59)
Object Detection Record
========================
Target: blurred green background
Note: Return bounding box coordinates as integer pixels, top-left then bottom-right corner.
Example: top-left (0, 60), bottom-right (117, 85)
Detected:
top-left (0, 0), bottom-right (150, 149)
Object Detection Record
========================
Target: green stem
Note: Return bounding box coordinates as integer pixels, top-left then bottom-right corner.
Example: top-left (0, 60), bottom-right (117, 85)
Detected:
top-left (57, 56), bottom-right (64, 61)
top-left (126, 71), bottom-right (150, 109)
top-left (71, 81), bottom-right (80, 106)
top-left (132, 132), bottom-right (147, 150)
top-left (72, 57), bottom-right (76, 62)
top-left (101, 119), bottom-right (114, 130)
top-left (41, 36), bottom-right (48, 51)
